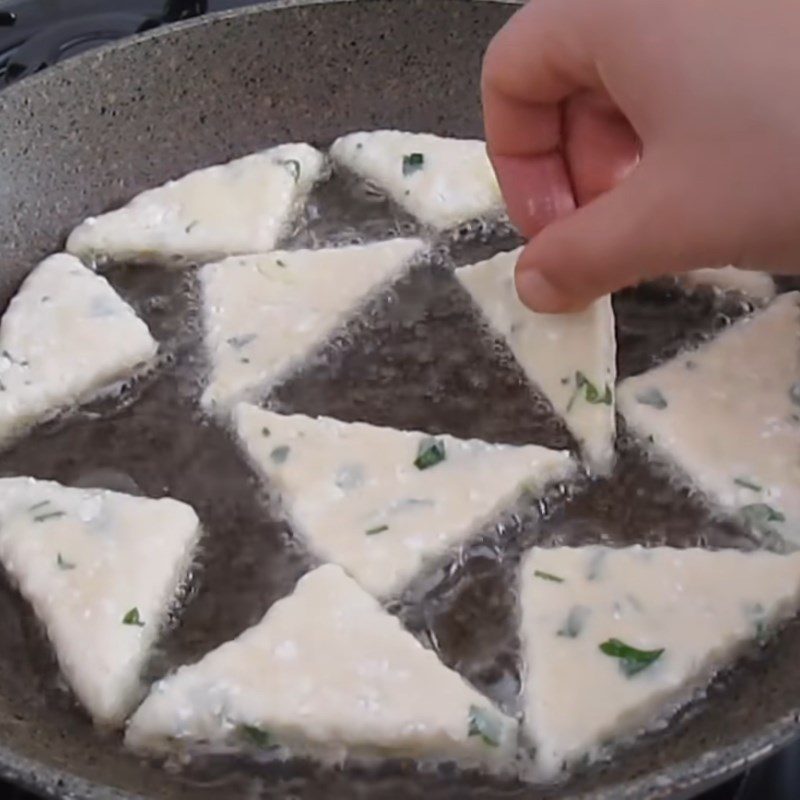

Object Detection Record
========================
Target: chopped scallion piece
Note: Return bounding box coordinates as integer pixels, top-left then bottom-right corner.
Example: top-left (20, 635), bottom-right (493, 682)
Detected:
top-left (122, 607), bottom-right (145, 627)
top-left (414, 436), bottom-right (446, 470)
top-left (402, 152), bottom-right (425, 176)
top-left (365, 524), bottom-right (389, 535)
top-left (270, 445), bottom-right (290, 465)
top-left (599, 638), bottom-right (663, 676)
top-left (635, 387), bottom-right (668, 409)
top-left (467, 705), bottom-right (502, 747)
top-left (534, 569), bottom-right (564, 583)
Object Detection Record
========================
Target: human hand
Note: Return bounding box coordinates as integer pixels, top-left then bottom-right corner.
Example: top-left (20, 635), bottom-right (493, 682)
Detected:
top-left (482, 0), bottom-right (800, 311)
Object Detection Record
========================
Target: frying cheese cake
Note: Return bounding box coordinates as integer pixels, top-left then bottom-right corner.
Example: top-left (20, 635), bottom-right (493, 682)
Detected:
top-left (233, 404), bottom-right (575, 599)
top-left (0, 253), bottom-right (157, 449)
top-left (457, 248), bottom-right (617, 473)
top-left (618, 292), bottom-right (800, 545)
top-left (0, 477), bottom-right (200, 725)
top-left (67, 143), bottom-right (326, 265)
top-left (330, 130), bottom-right (503, 230)
top-left (126, 564), bottom-right (518, 767)
top-left (520, 545), bottom-right (800, 777)
top-left (200, 238), bottom-right (425, 411)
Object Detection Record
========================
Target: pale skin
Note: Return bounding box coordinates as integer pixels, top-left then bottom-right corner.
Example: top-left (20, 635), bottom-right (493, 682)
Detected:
top-left (482, 0), bottom-right (800, 312)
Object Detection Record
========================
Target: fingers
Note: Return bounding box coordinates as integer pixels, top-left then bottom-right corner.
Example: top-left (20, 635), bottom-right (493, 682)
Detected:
top-left (564, 91), bottom-right (641, 205)
top-left (481, 0), bottom-right (613, 233)
top-left (482, 0), bottom-right (601, 156)
top-left (491, 152), bottom-right (576, 236)
top-left (514, 158), bottom-right (707, 312)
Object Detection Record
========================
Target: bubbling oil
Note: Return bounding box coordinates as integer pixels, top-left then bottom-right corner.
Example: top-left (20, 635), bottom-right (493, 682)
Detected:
top-left (0, 156), bottom-right (775, 793)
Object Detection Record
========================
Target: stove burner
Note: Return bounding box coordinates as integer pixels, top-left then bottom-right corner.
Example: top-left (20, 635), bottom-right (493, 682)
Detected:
top-left (0, 1), bottom-right (208, 86)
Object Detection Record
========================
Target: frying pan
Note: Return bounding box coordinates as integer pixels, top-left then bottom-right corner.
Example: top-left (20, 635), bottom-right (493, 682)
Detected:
top-left (1, 1), bottom-right (800, 798)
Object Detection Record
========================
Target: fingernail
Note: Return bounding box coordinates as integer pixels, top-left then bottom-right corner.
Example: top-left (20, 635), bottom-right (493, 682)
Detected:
top-left (493, 153), bottom-right (575, 237)
top-left (515, 269), bottom-right (574, 313)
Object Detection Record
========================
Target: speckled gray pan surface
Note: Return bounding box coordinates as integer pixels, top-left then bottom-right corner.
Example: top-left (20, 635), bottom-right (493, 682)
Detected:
top-left (0, 1), bottom-right (800, 799)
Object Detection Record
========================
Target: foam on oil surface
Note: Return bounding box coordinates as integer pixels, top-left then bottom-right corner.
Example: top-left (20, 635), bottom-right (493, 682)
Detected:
top-left (0, 161), bottom-right (780, 791)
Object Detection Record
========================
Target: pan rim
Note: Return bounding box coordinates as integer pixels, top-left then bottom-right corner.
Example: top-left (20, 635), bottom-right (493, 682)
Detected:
top-left (0, 1), bottom-right (799, 798)
top-left (0, 0), bottom-right (523, 106)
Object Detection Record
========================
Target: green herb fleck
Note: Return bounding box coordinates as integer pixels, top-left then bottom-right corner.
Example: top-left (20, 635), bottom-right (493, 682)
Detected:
top-left (33, 511), bottom-right (66, 523)
top-left (335, 463), bottom-right (364, 491)
top-left (755, 620), bottom-right (769, 645)
top-left (402, 152), bottom-right (425, 176)
top-left (227, 333), bottom-right (257, 350)
top-left (599, 638), bottom-right (664, 676)
top-left (239, 724), bottom-right (271, 747)
top-left (741, 503), bottom-right (785, 532)
top-left (467, 705), bottom-right (502, 747)
top-left (56, 553), bottom-right (76, 571)
top-left (534, 569), bottom-right (564, 583)
top-left (567, 371), bottom-right (612, 411)
top-left (579, 371), bottom-right (612, 404)
top-left (557, 605), bottom-right (589, 638)
top-left (282, 159), bottom-right (301, 182)
top-left (28, 500), bottom-right (51, 512)
top-left (275, 258), bottom-right (286, 268)
top-left (586, 548), bottom-right (607, 581)
top-left (635, 387), bottom-right (668, 409)
top-left (365, 524), bottom-right (389, 535)
top-left (414, 436), bottom-right (446, 470)
top-left (734, 477), bottom-right (762, 492)
top-left (122, 607), bottom-right (145, 627)
top-left (270, 445), bottom-right (290, 465)
top-left (261, 427), bottom-right (271, 437)
top-left (790, 382), bottom-right (800, 407)
top-left (392, 496), bottom-right (435, 511)
top-left (185, 220), bottom-right (198, 234)
top-left (744, 602), bottom-right (769, 646)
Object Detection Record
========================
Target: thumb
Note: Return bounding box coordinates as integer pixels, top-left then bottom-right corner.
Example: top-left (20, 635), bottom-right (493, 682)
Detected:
top-left (514, 159), bottom-right (710, 312)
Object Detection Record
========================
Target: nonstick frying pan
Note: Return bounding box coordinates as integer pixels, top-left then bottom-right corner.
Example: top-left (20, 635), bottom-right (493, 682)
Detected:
top-left (1, 1), bottom-right (800, 798)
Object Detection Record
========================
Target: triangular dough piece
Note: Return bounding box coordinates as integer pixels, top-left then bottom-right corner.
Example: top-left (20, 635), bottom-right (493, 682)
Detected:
top-left (67, 144), bottom-right (326, 265)
top-left (618, 292), bottom-right (800, 545)
top-left (520, 545), bottom-right (800, 778)
top-left (126, 563), bottom-right (517, 767)
top-left (201, 238), bottom-right (424, 411)
top-left (457, 249), bottom-right (616, 473)
top-left (0, 253), bottom-right (157, 449)
top-left (679, 266), bottom-right (776, 301)
top-left (330, 130), bottom-right (503, 230)
top-left (0, 477), bottom-right (200, 726)
top-left (233, 404), bottom-right (575, 598)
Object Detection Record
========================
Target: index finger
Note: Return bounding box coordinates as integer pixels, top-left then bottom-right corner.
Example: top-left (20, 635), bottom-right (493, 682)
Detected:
top-left (481, 0), bottom-right (601, 156)
top-left (481, 0), bottom-right (602, 233)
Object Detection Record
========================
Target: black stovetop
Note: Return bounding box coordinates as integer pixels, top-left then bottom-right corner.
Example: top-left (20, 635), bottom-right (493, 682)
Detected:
top-left (0, 2), bottom-right (798, 798)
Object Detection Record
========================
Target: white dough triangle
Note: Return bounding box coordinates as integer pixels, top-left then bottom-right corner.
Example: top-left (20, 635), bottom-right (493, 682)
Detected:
top-left (457, 249), bottom-right (617, 473)
top-left (520, 545), bottom-right (800, 778)
top-left (679, 266), bottom-right (775, 301)
top-left (200, 238), bottom-right (425, 411)
top-left (0, 477), bottom-right (200, 726)
top-left (126, 563), bottom-right (517, 766)
top-left (233, 404), bottom-right (575, 598)
top-left (0, 254), bottom-right (157, 449)
top-left (330, 130), bottom-right (503, 230)
top-left (618, 292), bottom-right (800, 545)
top-left (67, 144), bottom-right (326, 265)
